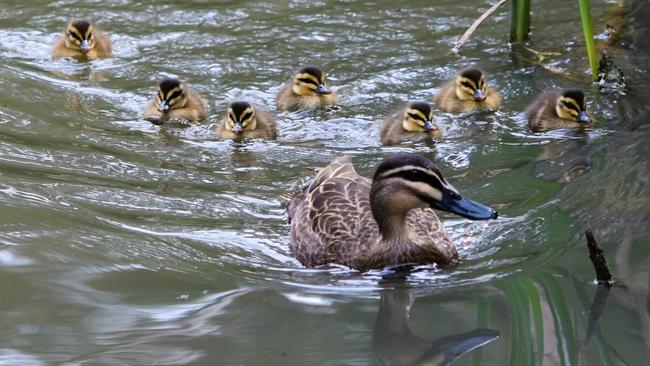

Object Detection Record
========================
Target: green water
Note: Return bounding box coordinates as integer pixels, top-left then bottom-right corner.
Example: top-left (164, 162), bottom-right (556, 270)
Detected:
top-left (1, 0), bottom-right (649, 365)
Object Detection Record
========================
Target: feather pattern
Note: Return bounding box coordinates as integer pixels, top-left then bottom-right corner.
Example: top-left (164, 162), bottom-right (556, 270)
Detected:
top-left (525, 90), bottom-right (593, 132)
top-left (380, 105), bottom-right (443, 146)
top-left (434, 81), bottom-right (501, 113)
top-left (216, 104), bottom-right (277, 140)
top-left (287, 156), bottom-right (458, 271)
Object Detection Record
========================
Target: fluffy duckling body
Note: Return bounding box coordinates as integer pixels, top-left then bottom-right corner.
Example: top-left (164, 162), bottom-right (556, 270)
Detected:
top-left (52, 20), bottom-right (112, 59)
top-left (283, 153), bottom-right (497, 272)
top-left (434, 68), bottom-right (501, 113)
top-left (276, 66), bottom-right (339, 111)
top-left (144, 78), bottom-right (207, 125)
top-left (216, 101), bottom-right (277, 140)
top-left (525, 89), bottom-right (593, 132)
top-left (380, 102), bottom-right (442, 146)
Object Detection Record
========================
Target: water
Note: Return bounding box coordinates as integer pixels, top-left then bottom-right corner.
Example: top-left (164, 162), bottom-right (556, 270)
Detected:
top-left (1, 0), bottom-right (649, 365)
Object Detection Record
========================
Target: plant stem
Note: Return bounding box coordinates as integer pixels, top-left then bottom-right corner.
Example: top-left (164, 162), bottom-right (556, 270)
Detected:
top-left (578, 0), bottom-right (599, 81)
top-left (510, 0), bottom-right (531, 43)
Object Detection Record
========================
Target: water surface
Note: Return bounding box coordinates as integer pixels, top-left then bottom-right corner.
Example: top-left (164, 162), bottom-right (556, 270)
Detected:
top-left (0, 0), bottom-right (649, 365)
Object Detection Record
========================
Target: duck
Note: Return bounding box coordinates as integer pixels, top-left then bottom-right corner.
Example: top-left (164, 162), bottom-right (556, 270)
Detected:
top-left (276, 66), bottom-right (339, 111)
top-left (216, 101), bottom-right (277, 140)
top-left (52, 19), bottom-right (112, 59)
top-left (143, 78), bottom-right (207, 125)
top-left (525, 89), bottom-right (593, 132)
top-left (380, 101), bottom-right (442, 146)
top-left (282, 153), bottom-right (497, 272)
top-left (434, 67), bottom-right (501, 113)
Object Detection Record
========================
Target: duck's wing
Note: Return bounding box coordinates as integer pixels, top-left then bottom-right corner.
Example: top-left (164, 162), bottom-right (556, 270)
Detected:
top-left (288, 156), bottom-right (376, 267)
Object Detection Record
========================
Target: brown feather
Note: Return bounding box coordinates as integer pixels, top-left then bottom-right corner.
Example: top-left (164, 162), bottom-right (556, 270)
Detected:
top-left (144, 87), bottom-right (207, 124)
top-left (434, 81), bottom-right (501, 113)
top-left (525, 91), bottom-right (593, 132)
top-left (380, 107), bottom-right (443, 146)
top-left (215, 104), bottom-right (277, 140)
top-left (287, 156), bottom-right (458, 272)
top-left (52, 29), bottom-right (112, 59)
top-left (276, 81), bottom-right (339, 112)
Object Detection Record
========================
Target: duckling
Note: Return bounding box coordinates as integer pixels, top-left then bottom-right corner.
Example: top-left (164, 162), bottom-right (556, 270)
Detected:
top-left (143, 78), bottom-right (207, 125)
top-left (276, 66), bottom-right (339, 111)
top-left (380, 101), bottom-right (442, 146)
top-left (216, 101), bottom-right (277, 140)
top-left (282, 153), bottom-right (497, 272)
top-left (52, 19), bottom-right (112, 59)
top-left (434, 67), bottom-right (501, 113)
top-left (525, 89), bottom-right (593, 132)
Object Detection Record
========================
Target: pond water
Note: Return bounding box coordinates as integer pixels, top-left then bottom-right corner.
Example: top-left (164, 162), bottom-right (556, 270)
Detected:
top-left (0, 0), bottom-right (648, 365)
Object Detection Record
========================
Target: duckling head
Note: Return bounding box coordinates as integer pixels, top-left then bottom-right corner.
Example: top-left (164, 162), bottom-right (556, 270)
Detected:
top-left (155, 78), bottom-right (188, 113)
top-left (226, 101), bottom-right (257, 135)
top-left (292, 66), bottom-right (332, 96)
top-left (401, 102), bottom-right (438, 132)
top-left (370, 153), bottom-right (497, 233)
top-left (555, 89), bottom-right (592, 124)
top-left (65, 20), bottom-right (96, 54)
top-left (455, 67), bottom-right (488, 102)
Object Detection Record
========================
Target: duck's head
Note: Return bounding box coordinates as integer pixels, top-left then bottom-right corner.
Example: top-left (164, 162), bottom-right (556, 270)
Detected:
top-left (455, 67), bottom-right (489, 102)
top-left (291, 66), bottom-right (332, 96)
top-left (155, 78), bottom-right (188, 113)
top-left (225, 101), bottom-right (257, 135)
top-left (401, 102), bottom-right (438, 132)
top-left (555, 89), bottom-right (592, 124)
top-left (64, 20), bottom-right (96, 54)
top-left (370, 153), bottom-right (497, 224)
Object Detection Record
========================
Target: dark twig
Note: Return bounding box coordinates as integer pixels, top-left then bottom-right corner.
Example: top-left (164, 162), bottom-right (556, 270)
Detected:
top-left (585, 223), bottom-right (614, 286)
top-left (450, 0), bottom-right (507, 55)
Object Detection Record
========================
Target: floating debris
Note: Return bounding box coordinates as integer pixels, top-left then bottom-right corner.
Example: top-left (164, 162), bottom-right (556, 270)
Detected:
top-left (597, 50), bottom-right (627, 92)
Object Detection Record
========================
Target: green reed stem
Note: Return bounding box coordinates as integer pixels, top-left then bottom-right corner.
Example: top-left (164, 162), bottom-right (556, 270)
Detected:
top-left (510, 0), bottom-right (531, 43)
top-left (578, 0), bottom-right (599, 81)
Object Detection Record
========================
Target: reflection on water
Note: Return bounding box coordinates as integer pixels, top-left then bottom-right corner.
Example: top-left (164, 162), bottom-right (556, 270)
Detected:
top-left (0, 0), bottom-right (649, 364)
top-left (373, 282), bottom-right (498, 366)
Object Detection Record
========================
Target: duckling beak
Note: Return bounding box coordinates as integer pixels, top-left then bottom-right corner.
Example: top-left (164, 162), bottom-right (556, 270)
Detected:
top-left (316, 84), bottom-right (332, 95)
top-left (423, 120), bottom-right (437, 131)
top-left (432, 187), bottom-right (498, 220)
top-left (472, 89), bottom-right (486, 102)
top-left (578, 111), bottom-right (591, 124)
top-left (80, 40), bottom-right (91, 54)
top-left (232, 123), bottom-right (244, 134)
top-left (158, 101), bottom-right (170, 113)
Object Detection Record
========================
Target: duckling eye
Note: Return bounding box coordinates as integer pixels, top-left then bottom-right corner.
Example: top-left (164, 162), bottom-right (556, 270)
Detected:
top-left (297, 78), bottom-right (317, 86)
top-left (460, 81), bottom-right (474, 90)
top-left (561, 101), bottom-right (578, 111)
top-left (407, 112), bottom-right (422, 121)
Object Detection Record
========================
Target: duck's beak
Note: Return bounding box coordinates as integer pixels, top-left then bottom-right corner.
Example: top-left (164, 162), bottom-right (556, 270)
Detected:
top-left (316, 84), bottom-right (331, 95)
top-left (157, 101), bottom-right (170, 113)
top-left (431, 187), bottom-right (498, 220)
top-left (423, 120), bottom-right (437, 131)
top-left (578, 111), bottom-right (591, 123)
top-left (232, 123), bottom-right (243, 134)
top-left (80, 40), bottom-right (91, 54)
top-left (473, 89), bottom-right (486, 102)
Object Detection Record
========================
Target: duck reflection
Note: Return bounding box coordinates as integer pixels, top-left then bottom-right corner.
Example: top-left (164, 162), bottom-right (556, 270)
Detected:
top-left (373, 286), bottom-right (499, 366)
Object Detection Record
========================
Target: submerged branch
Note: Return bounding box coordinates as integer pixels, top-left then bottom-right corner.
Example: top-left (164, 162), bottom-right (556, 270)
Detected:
top-left (450, 0), bottom-right (507, 55)
top-left (585, 223), bottom-right (614, 286)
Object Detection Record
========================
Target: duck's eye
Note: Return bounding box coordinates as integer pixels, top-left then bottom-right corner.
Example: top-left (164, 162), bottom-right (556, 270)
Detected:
top-left (407, 112), bottom-right (421, 120)
top-left (561, 101), bottom-right (577, 111)
top-left (460, 81), bottom-right (474, 89)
